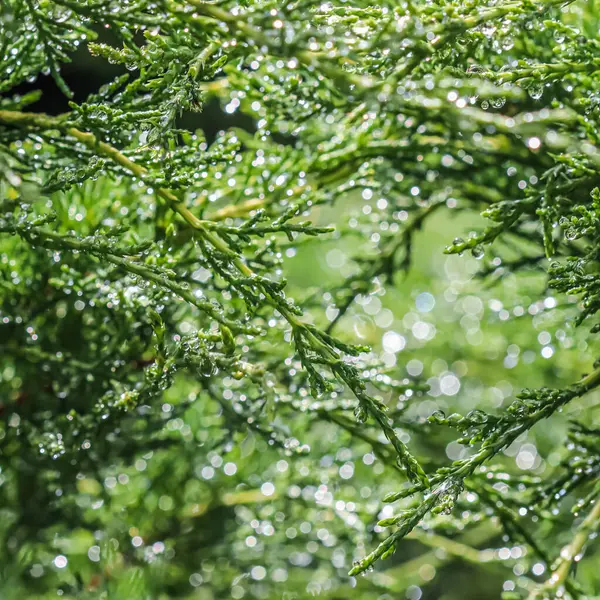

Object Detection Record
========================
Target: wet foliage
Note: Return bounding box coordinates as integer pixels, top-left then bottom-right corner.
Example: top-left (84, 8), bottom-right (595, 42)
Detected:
top-left (1, 0), bottom-right (600, 598)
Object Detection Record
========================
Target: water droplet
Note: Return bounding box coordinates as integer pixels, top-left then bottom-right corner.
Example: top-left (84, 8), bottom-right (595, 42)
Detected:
top-left (471, 245), bottom-right (484, 259)
top-left (502, 37), bottom-right (514, 50)
top-left (466, 409), bottom-right (488, 424)
top-left (354, 404), bottom-right (368, 424)
top-left (429, 410), bottom-right (446, 423)
top-left (528, 84), bottom-right (543, 100)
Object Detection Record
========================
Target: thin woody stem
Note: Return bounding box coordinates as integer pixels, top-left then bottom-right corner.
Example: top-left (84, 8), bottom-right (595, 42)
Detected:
top-left (529, 497), bottom-right (600, 599)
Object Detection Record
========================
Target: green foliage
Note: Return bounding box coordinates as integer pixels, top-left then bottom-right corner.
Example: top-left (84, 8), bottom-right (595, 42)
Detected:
top-left (1, 0), bottom-right (600, 598)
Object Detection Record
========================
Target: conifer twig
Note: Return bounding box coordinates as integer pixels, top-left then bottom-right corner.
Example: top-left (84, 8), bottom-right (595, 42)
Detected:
top-left (529, 498), bottom-right (600, 599)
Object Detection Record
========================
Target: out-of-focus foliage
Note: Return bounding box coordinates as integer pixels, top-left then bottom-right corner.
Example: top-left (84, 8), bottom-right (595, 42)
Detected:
top-left (1, 0), bottom-right (600, 598)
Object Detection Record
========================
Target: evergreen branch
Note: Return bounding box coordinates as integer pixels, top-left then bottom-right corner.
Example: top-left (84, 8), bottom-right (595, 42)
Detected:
top-left (0, 216), bottom-right (252, 333)
top-left (0, 108), bottom-right (428, 484)
top-left (3, 1), bottom-right (600, 596)
top-left (350, 365), bottom-right (600, 576)
top-left (528, 497), bottom-right (600, 599)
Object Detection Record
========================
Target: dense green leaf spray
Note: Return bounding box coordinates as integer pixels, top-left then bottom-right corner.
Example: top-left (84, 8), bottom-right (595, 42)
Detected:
top-left (1, 0), bottom-right (599, 598)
